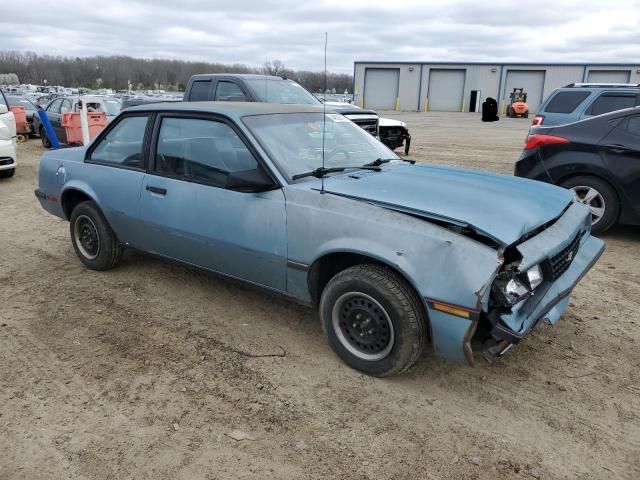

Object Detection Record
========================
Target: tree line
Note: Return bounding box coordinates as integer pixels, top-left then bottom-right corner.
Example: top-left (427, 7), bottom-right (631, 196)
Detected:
top-left (0, 51), bottom-right (353, 93)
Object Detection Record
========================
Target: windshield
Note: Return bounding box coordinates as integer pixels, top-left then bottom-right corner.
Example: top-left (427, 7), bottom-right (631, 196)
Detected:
top-left (243, 112), bottom-right (398, 180)
top-left (7, 97), bottom-right (36, 111)
top-left (245, 79), bottom-right (321, 105)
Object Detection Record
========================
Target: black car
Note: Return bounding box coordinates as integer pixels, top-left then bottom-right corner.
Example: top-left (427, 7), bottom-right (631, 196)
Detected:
top-left (515, 106), bottom-right (640, 234)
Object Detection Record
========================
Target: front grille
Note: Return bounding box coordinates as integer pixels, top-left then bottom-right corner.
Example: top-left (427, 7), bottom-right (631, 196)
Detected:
top-left (352, 119), bottom-right (378, 135)
top-left (550, 232), bottom-right (581, 280)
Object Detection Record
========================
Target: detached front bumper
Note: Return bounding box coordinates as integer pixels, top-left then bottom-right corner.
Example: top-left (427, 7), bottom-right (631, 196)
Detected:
top-left (487, 202), bottom-right (605, 353)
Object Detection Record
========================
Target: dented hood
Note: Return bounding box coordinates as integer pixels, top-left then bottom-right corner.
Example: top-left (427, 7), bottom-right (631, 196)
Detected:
top-left (320, 163), bottom-right (573, 246)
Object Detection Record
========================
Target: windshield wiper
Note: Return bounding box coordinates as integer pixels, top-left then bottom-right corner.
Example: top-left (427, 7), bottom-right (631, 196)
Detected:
top-left (362, 157), bottom-right (416, 167)
top-left (292, 165), bottom-right (381, 180)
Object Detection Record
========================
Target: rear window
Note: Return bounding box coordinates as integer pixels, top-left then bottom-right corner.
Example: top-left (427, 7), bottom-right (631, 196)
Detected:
top-left (587, 93), bottom-right (637, 116)
top-left (189, 80), bottom-right (212, 101)
top-left (544, 91), bottom-right (591, 113)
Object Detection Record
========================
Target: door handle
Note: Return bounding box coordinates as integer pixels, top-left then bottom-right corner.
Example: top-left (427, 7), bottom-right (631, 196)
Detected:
top-left (606, 144), bottom-right (630, 154)
top-left (146, 185), bottom-right (167, 195)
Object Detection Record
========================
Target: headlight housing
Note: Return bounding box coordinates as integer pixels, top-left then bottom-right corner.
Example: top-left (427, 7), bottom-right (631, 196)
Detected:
top-left (493, 264), bottom-right (545, 307)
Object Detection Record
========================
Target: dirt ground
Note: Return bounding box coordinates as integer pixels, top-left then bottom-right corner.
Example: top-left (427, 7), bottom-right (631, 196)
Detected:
top-left (1, 112), bottom-right (639, 480)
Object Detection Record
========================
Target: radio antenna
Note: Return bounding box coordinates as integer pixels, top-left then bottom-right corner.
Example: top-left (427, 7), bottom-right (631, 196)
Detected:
top-left (321, 32), bottom-right (328, 194)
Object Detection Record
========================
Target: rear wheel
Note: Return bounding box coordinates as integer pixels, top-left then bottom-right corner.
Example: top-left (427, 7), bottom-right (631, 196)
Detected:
top-left (561, 176), bottom-right (619, 234)
top-left (320, 264), bottom-right (426, 377)
top-left (524, 110), bottom-right (529, 118)
top-left (70, 201), bottom-right (123, 270)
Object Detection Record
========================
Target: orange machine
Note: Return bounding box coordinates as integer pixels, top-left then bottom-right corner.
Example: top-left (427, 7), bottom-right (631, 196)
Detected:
top-left (9, 105), bottom-right (30, 142)
top-left (506, 88), bottom-right (529, 118)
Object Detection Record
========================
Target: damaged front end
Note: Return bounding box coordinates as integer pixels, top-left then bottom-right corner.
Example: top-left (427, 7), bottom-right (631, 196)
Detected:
top-left (379, 120), bottom-right (412, 155)
top-left (471, 201), bottom-right (605, 362)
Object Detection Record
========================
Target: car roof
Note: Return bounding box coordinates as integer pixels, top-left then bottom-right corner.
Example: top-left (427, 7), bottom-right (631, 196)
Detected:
top-left (189, 73), bottom-right (289, 81)
top-left (124, 101), bottom-right (325, 118)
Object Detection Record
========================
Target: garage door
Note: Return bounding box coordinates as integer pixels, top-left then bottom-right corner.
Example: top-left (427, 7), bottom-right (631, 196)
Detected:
top-left (504, 70), bottom-right (545, 113)
top-left (587, 70), bottom-right (631, 83)
top-left (427, 69), bottom-right (465, 111)
top-left (364, 69), bottom-right (399, 110)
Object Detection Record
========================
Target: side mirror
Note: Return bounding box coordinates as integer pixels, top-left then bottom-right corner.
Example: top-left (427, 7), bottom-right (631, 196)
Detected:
top-left (0, 104), bottom-right (7, 114)
top-left (225, 166), bottom-right (276, 192)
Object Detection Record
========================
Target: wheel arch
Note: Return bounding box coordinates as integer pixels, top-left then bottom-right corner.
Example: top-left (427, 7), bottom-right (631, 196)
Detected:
top-left (60, 187), bottom-right (96, 220)
top-left (555, 171), bottom-right (623, 210)
top-left (306, 250), bottom-right (431, 338)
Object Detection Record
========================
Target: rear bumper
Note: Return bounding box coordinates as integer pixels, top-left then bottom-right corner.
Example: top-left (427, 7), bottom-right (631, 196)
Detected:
top-left (514, 152), bottom-right (552, 183)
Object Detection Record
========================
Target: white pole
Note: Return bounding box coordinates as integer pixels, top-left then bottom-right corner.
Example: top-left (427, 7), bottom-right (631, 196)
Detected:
top-left (79, 100), bottom-right (90, 145)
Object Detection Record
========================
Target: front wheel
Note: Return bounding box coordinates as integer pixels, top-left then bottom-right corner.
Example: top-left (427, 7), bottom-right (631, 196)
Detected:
top-left (70, 201), bottom-right (123, 270)
top-left (320, 264), bottom-right (427, 377)
top-left (561, 176), bottom-right (619, 234)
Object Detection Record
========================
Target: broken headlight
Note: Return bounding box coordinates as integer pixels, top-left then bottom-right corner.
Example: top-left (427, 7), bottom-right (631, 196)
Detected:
top-left (493, 264), bottom-right (544, 307)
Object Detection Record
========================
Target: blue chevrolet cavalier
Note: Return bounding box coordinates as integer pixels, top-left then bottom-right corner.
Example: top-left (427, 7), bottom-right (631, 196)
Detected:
top-left (35, 102), bottom-right (605, 376)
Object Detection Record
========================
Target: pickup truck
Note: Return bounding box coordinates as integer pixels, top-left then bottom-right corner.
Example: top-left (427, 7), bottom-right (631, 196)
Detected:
top-left (182, 74), bottom-right (411, 154)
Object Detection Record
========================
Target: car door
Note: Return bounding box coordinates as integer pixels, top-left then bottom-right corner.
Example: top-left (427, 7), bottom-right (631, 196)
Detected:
top-left (213, 80), bottom-right (248, 102)
top-left (599, 114), bottom-right (640, 219)
top-left (84, 113), bottom-right (153, 242)
top-left (136, 113), bottom-right (287, 291)
top-left (45, 98), bottom-right (63, 134)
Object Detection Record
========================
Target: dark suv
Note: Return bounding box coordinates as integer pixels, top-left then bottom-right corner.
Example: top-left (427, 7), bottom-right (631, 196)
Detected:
top-left (533, 83), bottom-right (640, 127)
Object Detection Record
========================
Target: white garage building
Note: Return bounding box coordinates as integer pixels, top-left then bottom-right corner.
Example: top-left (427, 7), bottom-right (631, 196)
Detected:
top-left (352, 62), bottom-right (640, 113)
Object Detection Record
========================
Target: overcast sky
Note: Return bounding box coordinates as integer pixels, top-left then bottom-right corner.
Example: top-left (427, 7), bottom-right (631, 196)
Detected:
top-left (2, 0), bottom-right (639, 73)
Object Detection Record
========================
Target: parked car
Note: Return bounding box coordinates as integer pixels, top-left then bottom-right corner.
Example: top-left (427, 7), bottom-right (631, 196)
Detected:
top-left (183, 74), bottom-right (412, 154)
top-left (533, 83), bottom-right (640, 127)
top-left (0, 89), bottom-right (17, 178)
top-left (33, 95), bottom-right (122, 147)
top-left (516, 106), bottom-right (640, 234)
top-left (35, 102), bottom-right (604, 376)
top-left (6, 95), bottom-right (37, 132)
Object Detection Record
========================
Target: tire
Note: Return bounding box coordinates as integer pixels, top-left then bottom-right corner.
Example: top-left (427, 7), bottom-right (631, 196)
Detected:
top-left (524, 111), bottom-right (529, 119)
top-left (319, 264), bottom-right (427, 377)
top-left (69, 201), bottom-right (123, 270)
top-left (561, 176), bottom-right (619, 234)
top-left (0, 168), bottom-right (15, 178)
top-left (40, 127), bottom-right (51, 148)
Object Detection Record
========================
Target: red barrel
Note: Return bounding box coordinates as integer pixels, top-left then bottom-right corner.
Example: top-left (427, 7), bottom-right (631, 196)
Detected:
top-left (61, 112), bottom-right (108, 145)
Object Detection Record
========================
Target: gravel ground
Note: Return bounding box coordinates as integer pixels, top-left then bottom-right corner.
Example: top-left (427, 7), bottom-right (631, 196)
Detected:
top-left (1, 112), bottom-right (639, 479)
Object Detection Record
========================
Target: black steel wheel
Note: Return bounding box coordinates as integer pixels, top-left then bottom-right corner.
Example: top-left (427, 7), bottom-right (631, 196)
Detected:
top-left (320, 264), bottom-right (427, 377)
top-left (69, 200), bottom-right (123, 270)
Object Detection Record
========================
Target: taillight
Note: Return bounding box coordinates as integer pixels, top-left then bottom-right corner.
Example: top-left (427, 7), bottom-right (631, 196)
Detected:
top-left (524, 134), bottom-right (570, 150)
top-left (531, 115), bottom-right (544, 126)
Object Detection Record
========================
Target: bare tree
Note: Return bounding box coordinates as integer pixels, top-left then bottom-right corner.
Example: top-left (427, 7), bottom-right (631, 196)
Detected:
top-left (262, 59), bottom-right (287, 76)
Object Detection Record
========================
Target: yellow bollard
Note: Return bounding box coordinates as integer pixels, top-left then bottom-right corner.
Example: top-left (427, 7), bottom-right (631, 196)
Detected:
top-left (461, 99), bottom-right (466, 113)
top-left (395, 97), bottom-right (400, 112)
top-left (424, 98), bottom-right (428, 112)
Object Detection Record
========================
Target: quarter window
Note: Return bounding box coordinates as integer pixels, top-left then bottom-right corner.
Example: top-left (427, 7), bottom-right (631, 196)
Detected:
top-left (90, 115), bottom-right (149, 168)
top-left (544, 91), bottom-right (590, 113)
top-left (155, 117), bottom-right (258, 188)
top-left (587, 94), bottom-right (637, 116)
top-left (189, 80), bottom-right (212, 101)
top-left (214, 81), bottom-right (246, 101)
top-left (626, 116), bottom-right (640, 137)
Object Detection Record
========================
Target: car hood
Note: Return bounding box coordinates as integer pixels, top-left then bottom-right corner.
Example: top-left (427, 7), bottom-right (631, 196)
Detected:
top-left (378, 117), bottom-right (407, 128)
top-left (318, 163), bottom-right (573, 246)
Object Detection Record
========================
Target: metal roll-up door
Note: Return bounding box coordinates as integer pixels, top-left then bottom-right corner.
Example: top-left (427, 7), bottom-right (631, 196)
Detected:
top-left (587, 70), bottom-right (631, 83)
top-left (427, 69), bottom-right (465, 111)
top-left (504, 70), bottom-right (545, 113)
top-left (363, 68), bottom-right (400, 110)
